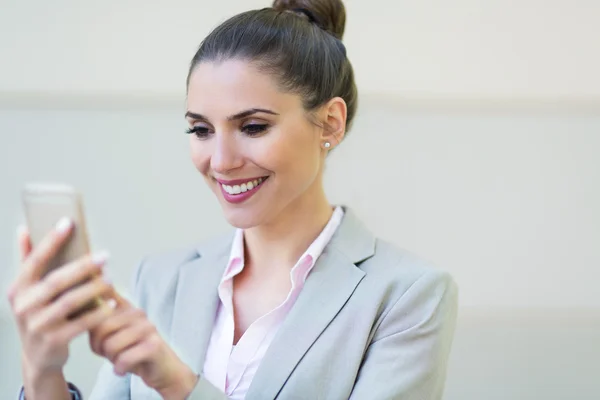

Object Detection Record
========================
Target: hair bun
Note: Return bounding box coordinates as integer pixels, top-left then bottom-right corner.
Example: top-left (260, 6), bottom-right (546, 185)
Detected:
top-left (272, 0), bottom-right (347, 40)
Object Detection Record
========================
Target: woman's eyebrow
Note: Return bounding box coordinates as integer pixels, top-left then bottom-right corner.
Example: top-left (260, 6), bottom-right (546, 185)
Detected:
top-left (184, 111), bottom-right (208, 121)
top-left (227, 108), bottom-right (279, 121)
top-left (185, 108), bottom-right (279, 121)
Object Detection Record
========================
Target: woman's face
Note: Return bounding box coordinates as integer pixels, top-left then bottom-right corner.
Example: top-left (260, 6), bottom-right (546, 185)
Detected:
top-left (186, 59), bottom-right (330, 229)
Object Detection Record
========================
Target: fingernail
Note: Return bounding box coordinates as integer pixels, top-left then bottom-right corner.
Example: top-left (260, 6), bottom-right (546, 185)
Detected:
top-left (55, 217), bottom-right (73, 234)
top-left (92, 251), bottom-right (110, 266)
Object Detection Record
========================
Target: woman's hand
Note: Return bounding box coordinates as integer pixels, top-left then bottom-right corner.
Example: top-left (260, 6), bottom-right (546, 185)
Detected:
top-left (6, 219), bottom-right (116, 398)
top-left (89, 292), bottom-right (199, 400)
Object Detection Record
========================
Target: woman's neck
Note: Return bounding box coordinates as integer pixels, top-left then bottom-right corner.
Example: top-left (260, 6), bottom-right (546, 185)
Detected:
top-left (243, 186), bottom-right (334, 274)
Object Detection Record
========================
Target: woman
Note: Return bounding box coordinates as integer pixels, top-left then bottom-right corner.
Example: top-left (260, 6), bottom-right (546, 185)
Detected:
top-left (8, 0), bottom-right (458, 399)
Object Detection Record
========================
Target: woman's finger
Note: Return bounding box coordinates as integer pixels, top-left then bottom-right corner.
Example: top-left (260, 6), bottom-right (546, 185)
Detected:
top-left (11, 252), bottom-right (109, 317)
top-left (113, 334), bottom-right (161, 376)
top-left (102, 320), bottom-right (155, 362)
top-left (107, 287), bottom-right (132, 310)
top-left (17, 218), bottom-right (73, 288)
top-left (89, 307), bottom-right (146, 355)
top-left (27, 276), bottom-right (113, 334)
top-left (18, 225), bottom-right (32, 261)
top-left (55, 300), bottom-right (117, 343)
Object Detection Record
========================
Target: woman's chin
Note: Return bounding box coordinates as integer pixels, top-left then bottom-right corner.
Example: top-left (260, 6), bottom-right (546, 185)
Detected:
top-left (221, 204), bottom-right (264, 229)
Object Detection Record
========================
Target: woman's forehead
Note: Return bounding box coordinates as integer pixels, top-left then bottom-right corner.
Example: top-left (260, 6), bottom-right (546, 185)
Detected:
top-left (188, 60), bottom-right (277, 95)
top-left (187, 60), bottom-right (301, 116)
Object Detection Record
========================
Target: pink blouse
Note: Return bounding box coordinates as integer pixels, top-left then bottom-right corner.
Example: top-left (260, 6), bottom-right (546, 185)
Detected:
top-left (201, 206), bottom-right (344, 399)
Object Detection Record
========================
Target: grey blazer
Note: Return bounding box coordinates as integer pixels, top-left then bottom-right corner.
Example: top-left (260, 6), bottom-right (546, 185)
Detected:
top-left (89, 208), bottom-right (458, 399)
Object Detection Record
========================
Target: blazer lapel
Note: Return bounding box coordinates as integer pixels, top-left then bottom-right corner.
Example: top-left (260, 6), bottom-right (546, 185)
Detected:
top-left (169, 233), bottom-right (232, 374)
top-left (246, 208), bottom-right (376, 399)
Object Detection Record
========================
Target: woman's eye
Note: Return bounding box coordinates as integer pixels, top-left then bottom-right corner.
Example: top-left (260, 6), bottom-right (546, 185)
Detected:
top-left (242, 124), bottom-right (269, 136)
top-left (186, 126), bottom-right (211, 140)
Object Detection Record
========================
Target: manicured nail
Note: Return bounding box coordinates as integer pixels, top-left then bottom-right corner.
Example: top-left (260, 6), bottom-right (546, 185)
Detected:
top-left (55, 217), bottom-right (73, 234)
top-left (92, 251), bottom-right (110, 266)
top-left (107, 298), bottom-right (117, 309)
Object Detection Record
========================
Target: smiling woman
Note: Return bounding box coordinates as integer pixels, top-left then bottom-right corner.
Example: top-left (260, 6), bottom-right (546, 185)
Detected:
top-left (185, 57), bottom-right (344, 229)
top-left (11, 1), bottom-right (458, 400)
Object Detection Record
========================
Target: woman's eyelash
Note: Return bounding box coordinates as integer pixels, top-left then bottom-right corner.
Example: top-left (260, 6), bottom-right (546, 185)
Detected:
top-left (185, 126), bottom-right (200, 134)
top-left (186, 126), bottom-right (210, 138)
top-left (242, 124), bottom-right (269, 135)
top-left (185, 124), bottom-right (269, 138)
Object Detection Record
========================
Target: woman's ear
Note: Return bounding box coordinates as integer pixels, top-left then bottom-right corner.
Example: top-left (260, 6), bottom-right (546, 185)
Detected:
top-left (319, 97), bottom-right (347, 150)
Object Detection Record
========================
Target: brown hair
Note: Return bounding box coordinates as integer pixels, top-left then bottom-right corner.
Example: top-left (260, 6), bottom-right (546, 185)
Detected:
top-left (187, 0), bottom-right (358, 134)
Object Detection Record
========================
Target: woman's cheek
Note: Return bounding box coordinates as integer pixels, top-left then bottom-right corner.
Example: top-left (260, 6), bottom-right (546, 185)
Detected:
top-left (190, 144), bottom-right (210, 175)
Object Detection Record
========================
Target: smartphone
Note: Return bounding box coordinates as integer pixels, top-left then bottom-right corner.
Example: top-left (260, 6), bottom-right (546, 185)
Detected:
top-left (22, 183), bottom-right (102, 319)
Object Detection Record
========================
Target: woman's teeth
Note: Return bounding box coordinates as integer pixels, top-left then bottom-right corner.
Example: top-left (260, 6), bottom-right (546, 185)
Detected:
top-left (222, 177), bottom-right (266, 195)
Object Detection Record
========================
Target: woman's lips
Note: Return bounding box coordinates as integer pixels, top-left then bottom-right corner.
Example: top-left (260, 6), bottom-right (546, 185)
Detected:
top-left (217, 176), bottom-right (268, 204)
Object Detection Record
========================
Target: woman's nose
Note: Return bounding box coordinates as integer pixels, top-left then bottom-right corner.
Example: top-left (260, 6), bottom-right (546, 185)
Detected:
top-left (210, 133), bottom-right (243, 174)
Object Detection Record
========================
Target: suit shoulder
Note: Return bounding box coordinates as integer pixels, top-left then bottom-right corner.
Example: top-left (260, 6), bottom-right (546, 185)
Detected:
top-left (135, 231), bottom-right (233, 287)
top-left (137, 246), bottom-right (198, 280)
top-left (356, 238), bottom-right (458, 330)
top-left (363, 238), bottom-right (457, 292)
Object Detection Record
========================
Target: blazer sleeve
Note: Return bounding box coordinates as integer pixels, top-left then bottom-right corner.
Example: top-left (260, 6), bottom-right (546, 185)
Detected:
top-left (186, 377), bottom-right (230, 400)
top-left (88, 258), bottom-right (231, 400)
top-left (87, 360), bottom-right (131, 400)
top-left (349, 269), bottom-right (459, 400)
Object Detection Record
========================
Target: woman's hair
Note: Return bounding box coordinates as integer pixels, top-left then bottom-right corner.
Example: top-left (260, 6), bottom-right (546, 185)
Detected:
top-left (187, 0), bottom-right (358, 133)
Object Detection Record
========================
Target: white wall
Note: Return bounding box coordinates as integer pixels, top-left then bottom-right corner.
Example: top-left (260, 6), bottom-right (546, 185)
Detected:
top-left (1, 0), bottom-right (599, 398)
top-left (1, 0), bottom-right (599, 100)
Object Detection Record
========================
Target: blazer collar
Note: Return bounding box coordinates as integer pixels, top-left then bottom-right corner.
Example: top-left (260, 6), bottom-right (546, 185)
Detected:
top-left (168, 206), bottom-right (376, 394)
top-left (168, 232), bottom-right (232, 373)
top-left (327, 206), bottom-right (376, 264)
top-left (246, 206), bottom-right (375, 399)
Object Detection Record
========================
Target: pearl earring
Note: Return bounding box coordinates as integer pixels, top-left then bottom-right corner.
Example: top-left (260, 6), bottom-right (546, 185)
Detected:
top-left (324, 142), bottom-right (331, 149)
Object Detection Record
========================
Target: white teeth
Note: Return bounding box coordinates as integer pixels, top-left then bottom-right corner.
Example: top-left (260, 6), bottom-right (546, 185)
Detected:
top-left (221, 177), bottom-right (267, 195)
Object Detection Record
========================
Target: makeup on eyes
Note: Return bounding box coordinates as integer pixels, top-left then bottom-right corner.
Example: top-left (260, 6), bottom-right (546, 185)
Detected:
top-left (186, 118), bottom-right (272, 138)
